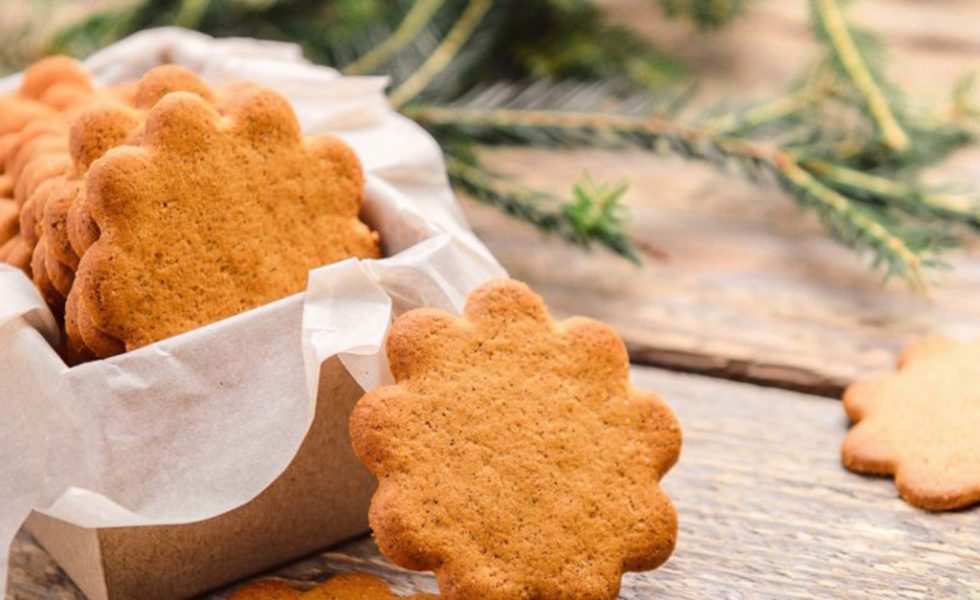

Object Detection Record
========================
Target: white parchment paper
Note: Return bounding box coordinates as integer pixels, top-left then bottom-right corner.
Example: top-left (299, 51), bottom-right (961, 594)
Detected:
top-left (0, 28), bottom-right (506, 594)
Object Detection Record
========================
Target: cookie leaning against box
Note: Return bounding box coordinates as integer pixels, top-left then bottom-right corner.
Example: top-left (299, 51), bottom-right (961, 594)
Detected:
top-left (350, 279), bottom-right (681, 600)
top-left (842, 336), bottom-right (980, 511)
top-left (67, 84), bottom-right (380, 358)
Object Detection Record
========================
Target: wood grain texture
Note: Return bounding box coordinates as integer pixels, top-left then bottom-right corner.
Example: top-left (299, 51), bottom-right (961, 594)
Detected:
top-left (11, 367), bottom-right (978, 598)
top-left (460, 0), bottom-right (980, 396)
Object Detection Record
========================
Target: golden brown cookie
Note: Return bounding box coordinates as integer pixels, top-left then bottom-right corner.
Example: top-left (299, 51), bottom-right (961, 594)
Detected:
top-left (229, 580), bottom-right (301, 600)
top-left (69, 85), bottom-right (379, 356)
top-left (63, 292), bottom-right (96, 365)
top-left (1, 119), bottom-right (66, 173)
top-left (17, 154), bottom-right (71, 243)
top-left (9, 138), bottom-right (69, 198)
top-left (842, 336), bottom-right (980, 511)
top-left (0, 199), bottom-right (17, 244)
top-left (1, 236), bottom-right (32, 274)
top-left (30, 238), bottom-right (62, 313)
top-left (350, 279), bottom-right (681, 600)
top-left (18, 56), bottom-right (92, 103)
top-left (305, 574), bottom-right (437, 599)
top-left (0, 97), bottom-right (55, 137)
top-left (74, 292), bottom-right (124, 358)
top-left (133, 64), bottom-right (215, 109)
top-left (57, 66), bottom-right (230, 267)
top-left (49, 101), bottom-right (144, 266)
top-left (230, 574), bottom-right (437, 600)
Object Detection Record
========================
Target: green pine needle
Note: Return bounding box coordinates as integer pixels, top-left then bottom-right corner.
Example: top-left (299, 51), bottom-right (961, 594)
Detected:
top-left (659, 0), bottom-right (749, 30)
top-left (389, 0), bottom-right (493, 107)
top-left (447, 156), bottom-right (642, 262)
top-left (411, 105), bottom-right (943, 283)
top-left (343, 0), bottom-right (447, 75)
top-left (810, 0), bottom-right (910, 153)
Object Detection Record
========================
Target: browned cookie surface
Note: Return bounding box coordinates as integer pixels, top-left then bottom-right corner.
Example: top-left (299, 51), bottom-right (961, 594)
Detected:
top-left (70, 84), bottom-right (379, 355)
top-left (0, 199), bottom-right (17, 244)
top-left (229, 580), bottom-right (301, 600)
top-left (63, 291), bottom-right (96, 365)
top-left (18, 56), bottom-right (92, 103)
top-left (1, 237), bottom-right (32, 274)
top-left (350, 279), bottom-right (681, 600)
top-left (304, 574), bottom-right (438, 599)
top-left (843, 337), bottom-right (980, 511)
top-left (231, 574), bottom-right (437, 599)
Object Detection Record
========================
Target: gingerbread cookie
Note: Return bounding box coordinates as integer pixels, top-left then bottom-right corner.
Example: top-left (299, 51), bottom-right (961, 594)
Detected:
top-left (230, 580), bottom-right (301, 599)
top-left (0, 237), bottom-right (32, 274)
top-left (17, 56), bottom-right (92, 103)
top-left (842, 336), bottom-right (980, 511)
top-left (0, 199), bottom-right (17, 245)
top-left (68, 84), bottom-right (379, 355)
top-left (350, 279), bottom-right (681, 599)
top-left (304, 574), bottom-right (437, 599)
top-left (230, 574), bottom-right (436, 599)
top-left (54, 66), bottom-right (213, 271)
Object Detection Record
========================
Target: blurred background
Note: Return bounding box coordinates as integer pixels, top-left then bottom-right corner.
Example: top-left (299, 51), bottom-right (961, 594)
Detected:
top-left (3, 0), bottom-right (979, 391)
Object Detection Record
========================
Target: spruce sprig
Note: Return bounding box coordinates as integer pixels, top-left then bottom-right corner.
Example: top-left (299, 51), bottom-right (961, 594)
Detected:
top-left (408, 105), bottom-right (938, 281)
top-left (388, 0), bottom-right (493, 107)
top-left (810, 0), bottom-right (910, 153)
top-left (659, 0), bottom-right (750, 30)
top-left (343, 0), bottom-right (446, 75)
top-left (446, 155), bottom-right (641, 262)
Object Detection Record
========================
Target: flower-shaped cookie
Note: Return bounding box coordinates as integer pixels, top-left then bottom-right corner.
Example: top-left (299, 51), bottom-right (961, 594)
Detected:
top-left (230, 574), bottom-right (436, 599)
top-left (843, 336), bottom-right (980, 511)
top-left (351, 279), bottom-right (681, 599)
top-left (68, 84), bottom-right (380, 354)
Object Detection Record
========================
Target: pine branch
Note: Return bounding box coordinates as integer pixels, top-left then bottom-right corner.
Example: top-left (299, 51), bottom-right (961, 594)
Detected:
top-left (700, 60), bottom-right (835, 135)
top-left (389, 0), bottom-right (493, 107)
top-left (810, 0), bottom-right (910, 153)
top-left (446, 155), bottom-right (642, 262)
top-left (801, 158), bottom-right (980, 227)
top-left (343, 0), bottom-right (446, 75)
top-left (410, 105), bottom-right (936, 283)
top-left (659, 0), bottom-right (749, 30)
top-left (775, 156), bottom-right (928, 289)
top-left (700, 88), bottom-right (820, 135)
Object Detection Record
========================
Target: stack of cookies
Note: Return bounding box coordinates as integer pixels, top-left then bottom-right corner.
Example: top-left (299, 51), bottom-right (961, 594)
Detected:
top-left (0, 56), bottom-right (381, 364)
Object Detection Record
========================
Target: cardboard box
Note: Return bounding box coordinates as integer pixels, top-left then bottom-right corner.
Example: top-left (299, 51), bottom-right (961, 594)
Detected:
top-left (25, 358), bottom-right (376, 600)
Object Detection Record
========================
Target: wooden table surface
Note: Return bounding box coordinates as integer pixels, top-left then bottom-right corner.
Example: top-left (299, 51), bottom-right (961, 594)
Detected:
top-left (8, 0), bottom-right (980, 598)
top-left (11, 367), bottom-right (980, 598)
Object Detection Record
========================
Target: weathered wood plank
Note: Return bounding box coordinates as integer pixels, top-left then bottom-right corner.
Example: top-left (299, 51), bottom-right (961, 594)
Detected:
top-left (461, 0), bottom-right (980, 395)
top-left (11, 367), bottom-right (978, 598)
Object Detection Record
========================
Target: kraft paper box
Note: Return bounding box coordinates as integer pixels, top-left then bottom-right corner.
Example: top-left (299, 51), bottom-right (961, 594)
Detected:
top-left (0, 28), bottom-right (505, 599)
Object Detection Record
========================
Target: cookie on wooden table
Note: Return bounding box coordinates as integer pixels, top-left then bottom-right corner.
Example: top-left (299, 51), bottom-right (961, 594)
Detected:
top-left (304, 573), bottom-right (437, 599)
top-left (230, 574), bottom-right (436, 599)
top-left (68, 83), bottom-right (380, 356)
top-left (229, 579), bottom-right (301, 599)
top-left (350, 279), bottom-right (681, 600)
top-left (843, 336), bottom-right (980, 511)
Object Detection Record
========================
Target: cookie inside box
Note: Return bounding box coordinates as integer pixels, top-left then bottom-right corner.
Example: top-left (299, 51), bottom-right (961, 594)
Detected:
top-left (1, 32), bottom-right (501, 600)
